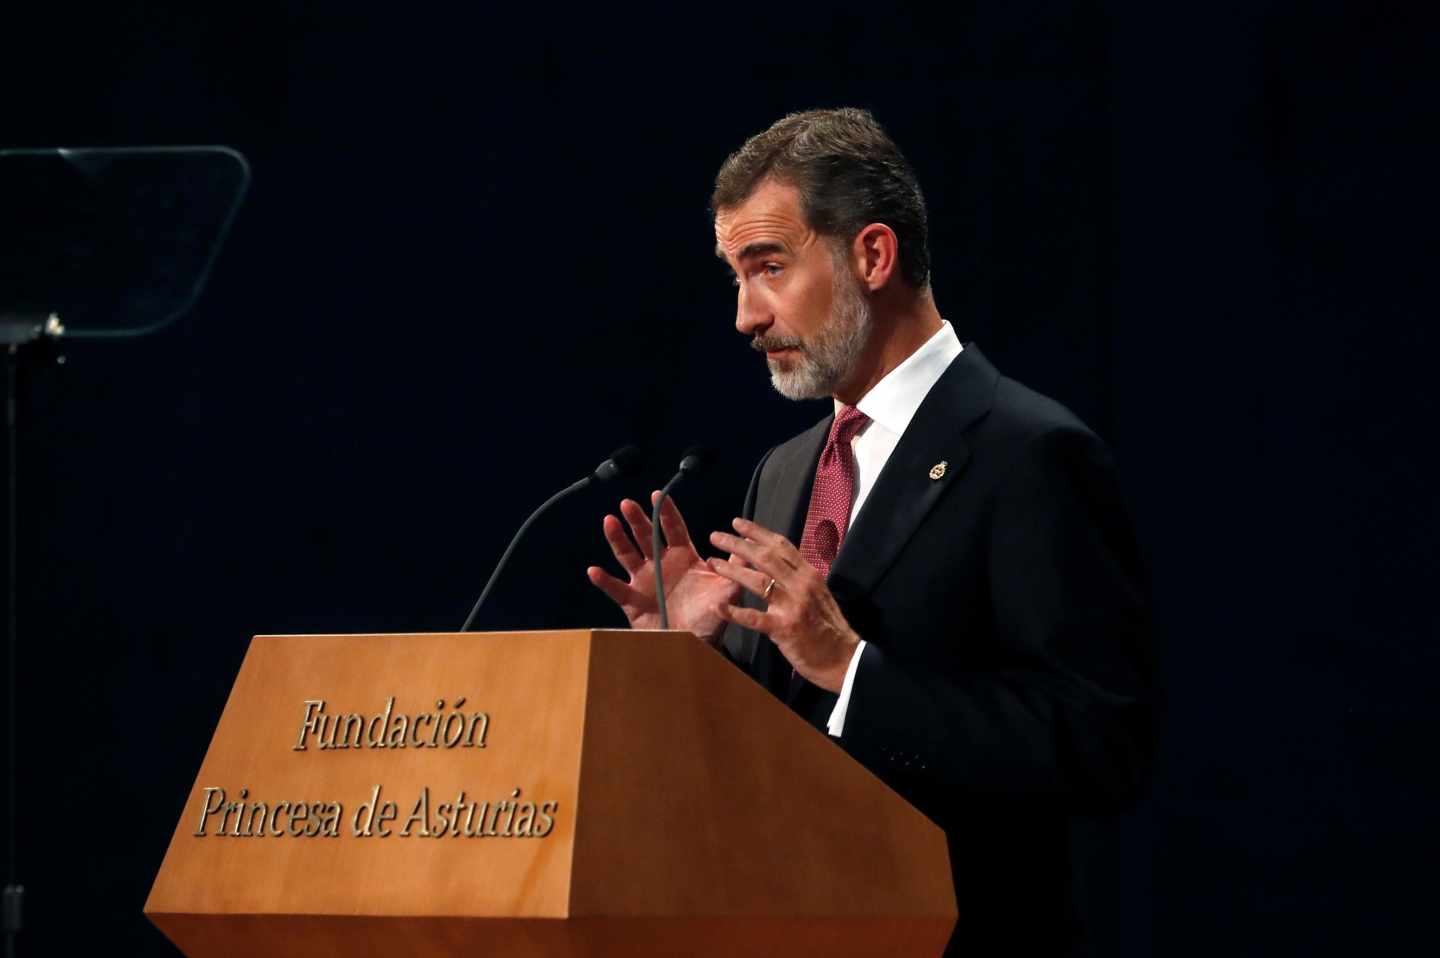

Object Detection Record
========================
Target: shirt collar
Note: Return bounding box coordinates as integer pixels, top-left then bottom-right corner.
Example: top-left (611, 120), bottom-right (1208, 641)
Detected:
top-left (841, 321), bottom-right (963, 436)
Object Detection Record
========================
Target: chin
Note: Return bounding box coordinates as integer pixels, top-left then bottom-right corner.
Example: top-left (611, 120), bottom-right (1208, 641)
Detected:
top-left (768, 359), bottom-right (830, 401)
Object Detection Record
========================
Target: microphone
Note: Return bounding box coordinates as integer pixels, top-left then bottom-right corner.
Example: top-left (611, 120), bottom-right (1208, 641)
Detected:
top-left (652, 445), bottom-right (714, 629)
top-left (460, 445), bottom-right (641, 632)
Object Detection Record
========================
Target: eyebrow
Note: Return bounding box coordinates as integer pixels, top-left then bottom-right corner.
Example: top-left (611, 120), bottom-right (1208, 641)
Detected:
top-left (715, 241), bottom-right (788, 263)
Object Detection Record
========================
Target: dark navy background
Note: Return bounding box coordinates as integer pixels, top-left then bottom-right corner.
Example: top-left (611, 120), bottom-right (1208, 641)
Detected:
top-left (2, 2), bottom-right (1434, 954)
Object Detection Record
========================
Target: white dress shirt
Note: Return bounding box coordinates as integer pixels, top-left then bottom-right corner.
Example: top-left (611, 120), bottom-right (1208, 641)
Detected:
top-left (826, 322), bottom-right (963, 736)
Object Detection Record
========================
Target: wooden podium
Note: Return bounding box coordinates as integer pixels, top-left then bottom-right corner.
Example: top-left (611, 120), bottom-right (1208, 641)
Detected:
top-left (145, 630), bottom-right (956, 956)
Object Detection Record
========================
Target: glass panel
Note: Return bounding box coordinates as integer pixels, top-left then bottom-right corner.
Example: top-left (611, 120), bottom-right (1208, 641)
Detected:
top-left (0, 146), bottom-right (249, 338)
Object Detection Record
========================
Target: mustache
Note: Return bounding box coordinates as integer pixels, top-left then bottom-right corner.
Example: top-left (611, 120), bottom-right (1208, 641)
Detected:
top-left (751, 335), bottom-right (806, 353)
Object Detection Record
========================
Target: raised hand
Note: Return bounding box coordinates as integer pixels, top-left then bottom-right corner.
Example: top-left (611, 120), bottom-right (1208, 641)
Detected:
top-left (708, 517), bottom-right (861, 692)
top-left (586, 493), bottom-right (742, 642)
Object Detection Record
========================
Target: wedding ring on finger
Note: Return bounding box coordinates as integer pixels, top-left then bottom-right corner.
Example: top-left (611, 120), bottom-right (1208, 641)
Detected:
top-left (762, 577), bottom-right (776, 600)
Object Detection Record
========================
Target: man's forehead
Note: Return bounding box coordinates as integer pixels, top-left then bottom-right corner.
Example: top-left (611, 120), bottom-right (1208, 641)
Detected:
top-left (713, 179), bottom-right (814, 259)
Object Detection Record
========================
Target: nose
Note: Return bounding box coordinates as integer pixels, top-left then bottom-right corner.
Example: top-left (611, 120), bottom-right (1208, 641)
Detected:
top-left (734, 282), bottom-right (772, 338)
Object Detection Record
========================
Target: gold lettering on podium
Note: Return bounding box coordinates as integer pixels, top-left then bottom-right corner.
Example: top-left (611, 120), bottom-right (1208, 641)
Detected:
top-left (292, 696), bottom-right (490, 752)
top-left (191, 785), bottom-right (558, 840)
top-left (194, 695), bottom-right (555, 840)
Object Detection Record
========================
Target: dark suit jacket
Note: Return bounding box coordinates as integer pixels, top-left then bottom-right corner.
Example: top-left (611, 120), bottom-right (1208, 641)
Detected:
top-left (720, 345), bottom-right (1155, 956)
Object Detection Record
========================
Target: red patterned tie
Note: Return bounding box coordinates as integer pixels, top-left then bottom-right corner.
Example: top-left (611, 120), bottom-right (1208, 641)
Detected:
top-left (798, 405), bottom-right (871, 579)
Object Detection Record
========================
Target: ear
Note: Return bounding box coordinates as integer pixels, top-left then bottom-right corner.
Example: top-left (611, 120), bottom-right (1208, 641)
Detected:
top-left (848, 223), bottom-right (901, 292)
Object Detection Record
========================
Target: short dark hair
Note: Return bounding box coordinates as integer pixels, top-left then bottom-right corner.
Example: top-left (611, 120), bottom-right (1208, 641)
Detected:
top-left (711, 108), bottom-right (931, 289)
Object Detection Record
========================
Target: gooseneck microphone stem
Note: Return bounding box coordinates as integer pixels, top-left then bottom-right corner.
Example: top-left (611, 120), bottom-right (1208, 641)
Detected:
top-left (652, 472), bottom-right (687, 630)
top-left (459, 476), bottom-right (592, 633)
top-left (458, 445), bottom-right (640, 634)
top-left (652, 446), bottom-right (712, 630)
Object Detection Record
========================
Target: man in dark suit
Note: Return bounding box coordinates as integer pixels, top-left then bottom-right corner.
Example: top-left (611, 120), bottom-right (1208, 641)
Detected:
top-left (587, 108), bottom-right (1153, 955)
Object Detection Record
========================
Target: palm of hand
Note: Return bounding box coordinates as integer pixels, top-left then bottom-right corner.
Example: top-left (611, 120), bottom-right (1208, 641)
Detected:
top-left (625, 543), bottom-right (739, 636)
top-left (588, 495), bottom-right (743, 642)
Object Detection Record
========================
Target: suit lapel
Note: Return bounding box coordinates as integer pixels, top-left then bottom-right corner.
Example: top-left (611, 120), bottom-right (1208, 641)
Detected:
top-left (750, 344), bottom-right (998, 710)
top-left (745, 416), bottom-right (829, 690)
top-left (827, 344), bottom-right (999, 600)
top-left (753, 415), bottom-right (830, 546)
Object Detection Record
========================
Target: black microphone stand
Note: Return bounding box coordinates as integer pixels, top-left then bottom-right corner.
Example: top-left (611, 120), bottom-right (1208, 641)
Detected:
top-left (1, 316), bottom-right (64, 958)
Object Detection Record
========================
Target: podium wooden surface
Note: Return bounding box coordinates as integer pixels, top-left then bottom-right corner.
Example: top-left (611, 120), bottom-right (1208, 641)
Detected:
top-left (145, 630), bottom-right (956, 956)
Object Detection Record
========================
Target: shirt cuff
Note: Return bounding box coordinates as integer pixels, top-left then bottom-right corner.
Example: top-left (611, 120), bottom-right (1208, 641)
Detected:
top-left (826, 639), bottom-right (867, 737)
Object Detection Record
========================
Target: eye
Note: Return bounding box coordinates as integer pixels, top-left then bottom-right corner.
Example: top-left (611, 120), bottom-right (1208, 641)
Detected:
top-left (763, 262), bottom-right (783, 277)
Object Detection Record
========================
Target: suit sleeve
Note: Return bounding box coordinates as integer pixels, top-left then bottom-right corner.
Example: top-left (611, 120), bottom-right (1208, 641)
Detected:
top-left (837, 426), bottom-right (1156, 809)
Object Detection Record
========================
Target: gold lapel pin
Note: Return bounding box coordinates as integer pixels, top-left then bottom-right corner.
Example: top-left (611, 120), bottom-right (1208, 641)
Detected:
top-left (929, 461), bottom-right (947, 480)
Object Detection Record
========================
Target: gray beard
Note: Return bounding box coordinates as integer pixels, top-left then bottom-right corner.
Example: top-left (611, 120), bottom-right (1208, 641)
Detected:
top-left (768, 270), bottom-right (874, 401)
